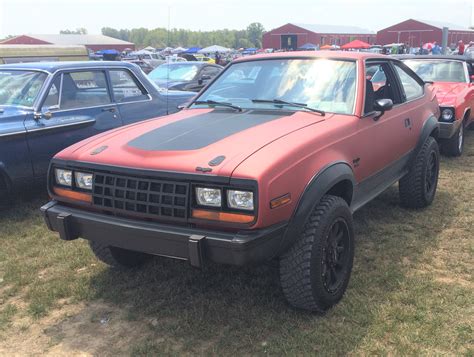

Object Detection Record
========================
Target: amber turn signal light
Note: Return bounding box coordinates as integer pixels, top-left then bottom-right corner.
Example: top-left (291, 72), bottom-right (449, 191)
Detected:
top-left (53, 187), bottom-right (92, 203)
top-left (192, 209), bottom-right (254, 223)
top-left (270, 193), bottom-right (291, 209)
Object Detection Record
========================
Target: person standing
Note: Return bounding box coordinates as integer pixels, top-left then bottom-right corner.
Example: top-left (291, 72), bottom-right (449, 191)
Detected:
top-left (458, 40), bottom-right (465, 55)
top-left (215, 51), bottom-right (221, 65)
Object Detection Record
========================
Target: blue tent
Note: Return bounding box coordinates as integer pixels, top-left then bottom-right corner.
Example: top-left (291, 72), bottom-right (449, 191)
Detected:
top-left (96, 49), bottom-right (120, 55)
top-left (183, 47), bottom-right (202, 54)
top-left (298, 43), bottom-right (318, 50)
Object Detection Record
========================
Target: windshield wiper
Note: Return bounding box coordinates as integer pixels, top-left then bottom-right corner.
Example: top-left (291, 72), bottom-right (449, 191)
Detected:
top-left (252, 99), bottom-right (325, 116)
top-left (194, 100), bottom-right (242, 112)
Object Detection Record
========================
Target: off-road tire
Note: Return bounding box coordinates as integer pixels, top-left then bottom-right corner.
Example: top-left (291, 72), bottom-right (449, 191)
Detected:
top-left (399, 136), bottom-right (439, 208)
top-left (89, 241), bottom-right (151, 268)
top-left (442, 123), bottom-right (464, 157)
top-left (279, 195), bottom-right (355, 312)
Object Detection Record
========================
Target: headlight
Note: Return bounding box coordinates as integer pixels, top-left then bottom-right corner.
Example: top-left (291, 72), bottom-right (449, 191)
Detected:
top-left (55, 169), bottom-right (72, 186)
top-left (75, 172), bottom-right (93, 190)
top-left (195, 187), bottom-right (222, 207)
top-left (441, 108), bottom-right (454, 122)
top-left (227, 190), bottom-right (254, 211)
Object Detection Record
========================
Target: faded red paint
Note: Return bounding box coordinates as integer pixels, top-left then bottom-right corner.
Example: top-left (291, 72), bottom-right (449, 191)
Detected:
top-left (262, 23), bottom-right (376, 49)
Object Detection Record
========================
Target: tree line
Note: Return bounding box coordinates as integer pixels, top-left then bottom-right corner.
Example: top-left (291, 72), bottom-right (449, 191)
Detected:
top-left (101, 23), bottom-right (265, 49)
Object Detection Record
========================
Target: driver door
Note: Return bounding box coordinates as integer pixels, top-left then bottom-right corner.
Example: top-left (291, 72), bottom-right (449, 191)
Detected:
top-left (24, 70), bottom-right (122, 178)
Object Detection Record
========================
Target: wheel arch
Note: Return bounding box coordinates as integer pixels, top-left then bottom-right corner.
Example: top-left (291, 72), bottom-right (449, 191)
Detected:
top-left (415, 115), bottom-right (439, 155)
top-left (0, 162), bottom-right (12, 195)
top-left (279, 162), bottom-right (355, 254)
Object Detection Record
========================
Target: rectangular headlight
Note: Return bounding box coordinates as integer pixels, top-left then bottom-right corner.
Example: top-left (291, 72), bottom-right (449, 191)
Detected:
top-left (55, 169), bottom-right (72, 186)
top-left (227, 190), bottom-right (254, 211)
top-left (75, 172), bottom-right (93, 190)
top-left (195, 187), bottom-right (222, 207)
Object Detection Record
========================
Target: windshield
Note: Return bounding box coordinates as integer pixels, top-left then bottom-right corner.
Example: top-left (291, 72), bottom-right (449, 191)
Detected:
top-left (0, 70), bottom-right (47, 107)
top-left (404, 60), bottom-right (467, 83)
top-left (149, 64), bottom-right (199, 81)
top-left (192, 58), bottom-right (357, 114)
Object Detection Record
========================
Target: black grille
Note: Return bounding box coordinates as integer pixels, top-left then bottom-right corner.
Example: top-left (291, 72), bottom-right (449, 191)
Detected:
top-left (92, 172), bottom-right (189, 220)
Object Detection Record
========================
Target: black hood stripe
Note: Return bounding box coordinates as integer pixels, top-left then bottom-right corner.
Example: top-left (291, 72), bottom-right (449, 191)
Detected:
top-left (127, 110), bottom-right (292, 151)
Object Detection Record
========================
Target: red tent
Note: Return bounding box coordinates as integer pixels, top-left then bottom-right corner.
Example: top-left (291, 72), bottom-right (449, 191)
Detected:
top-left (341, 40), bottom-right (371, 50)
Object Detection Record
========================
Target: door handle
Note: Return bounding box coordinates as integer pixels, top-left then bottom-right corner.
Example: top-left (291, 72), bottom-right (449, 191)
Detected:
top-left (404, 118), bottom-right (412, 128)
top-left (101, 107), bottom-right (116, 113)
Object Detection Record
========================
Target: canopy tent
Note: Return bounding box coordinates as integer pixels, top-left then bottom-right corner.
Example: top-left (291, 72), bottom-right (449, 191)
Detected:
top-left (298, 43), bottom-right (318, 50)
top-left (183, 47), bottom-right (202, 54)
top-left (132, 49), bottom-right (153, 55)
top-left (96, 49), bottom-right (120, 55)
top-left (172, 46), bottom-right (188, 54)
top-left (198, 45), bottom-right (232, 53)
top-left (341, 40), bottom-right (371, 50)
top-left (320, 44), bottom-right (340, 50)
top-left (143, 46), bottom-right (155, 51)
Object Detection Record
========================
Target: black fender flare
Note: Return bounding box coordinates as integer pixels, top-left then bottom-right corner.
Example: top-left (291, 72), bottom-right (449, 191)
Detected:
top-left (412, 115), bottom-right (439, 160)
top-left (278, 161), bottom-right (356, 254)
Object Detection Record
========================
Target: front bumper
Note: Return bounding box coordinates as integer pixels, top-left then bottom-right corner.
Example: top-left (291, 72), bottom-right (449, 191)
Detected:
top-left (41, 201), bottom-right (287, 267)
top-left (438, 119), bottom-right (463, 139)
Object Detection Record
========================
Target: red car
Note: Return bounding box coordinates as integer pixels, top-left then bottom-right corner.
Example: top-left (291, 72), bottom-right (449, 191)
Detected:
top-left (42, 52), bottom-right (441, 312)
top-left (400, 55), bottom-right (474, 156)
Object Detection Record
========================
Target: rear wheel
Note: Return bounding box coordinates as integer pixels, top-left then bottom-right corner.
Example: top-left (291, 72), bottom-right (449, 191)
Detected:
top-left (442, 123), bottom-right (464, 157)
top-left (279, 195), bottom-right (354, 312)
top-left (89, 241), bottom-right (151, 268)
top-left (399, 136), bottom-right (439, 208)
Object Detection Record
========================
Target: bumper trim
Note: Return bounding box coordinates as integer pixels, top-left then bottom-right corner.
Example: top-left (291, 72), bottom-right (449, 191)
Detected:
top-left (438, 119), bottom-right (462, 139)
top-left (41, 201), bottom-right (287, 266)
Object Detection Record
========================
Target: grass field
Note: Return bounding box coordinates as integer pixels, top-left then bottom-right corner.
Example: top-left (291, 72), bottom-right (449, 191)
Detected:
top-left (0, 132), bottom-right (473, 356)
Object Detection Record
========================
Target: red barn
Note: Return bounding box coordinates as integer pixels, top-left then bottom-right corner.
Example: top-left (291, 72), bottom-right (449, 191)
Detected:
top-left (262, 23), bottom-right (376, 50)
top-left (376, 19), bottom-right (474, 47)
top-left (0, 34), bottom-right (135, 52)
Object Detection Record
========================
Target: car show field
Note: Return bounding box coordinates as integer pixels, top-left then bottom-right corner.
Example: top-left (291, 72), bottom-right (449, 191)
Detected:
top-left (1, 1), bottom-right (474, 354)
top-left (0, 131), bottom-right (472, 355)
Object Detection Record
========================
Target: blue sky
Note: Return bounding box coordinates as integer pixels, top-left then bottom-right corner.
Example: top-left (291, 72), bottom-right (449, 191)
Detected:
top-left (1, 0), bottom-right (473, 37)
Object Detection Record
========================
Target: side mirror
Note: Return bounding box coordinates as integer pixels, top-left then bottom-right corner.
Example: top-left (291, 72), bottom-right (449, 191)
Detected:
top-left (373, 98), bottom-right (393, 121)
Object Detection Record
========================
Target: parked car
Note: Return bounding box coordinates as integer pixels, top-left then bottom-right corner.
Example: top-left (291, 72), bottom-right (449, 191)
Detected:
top-left (148, 62), bottom-right (223, 92)
top-left (0, 61), bottom-right (195, 199)
top-left (42, 52), bottom-right (440, 312)
top-left (397, 55), bottom-right (474, 156)
top-left (122, 59), bottom-right (154, 74)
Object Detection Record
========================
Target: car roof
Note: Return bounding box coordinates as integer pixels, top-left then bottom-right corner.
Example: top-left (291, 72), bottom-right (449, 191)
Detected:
top-left (233, 50), bottom-right (389, 62)
top-left (0, 61), bottom-right (139, 73)
top-left (164, 61), bottom-right (221, 67)
top-left (393, 54), bottom-right (472, 62)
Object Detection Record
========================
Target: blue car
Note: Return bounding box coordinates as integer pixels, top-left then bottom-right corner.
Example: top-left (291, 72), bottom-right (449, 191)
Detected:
top-left (0, 61), bottom-right (195, 199)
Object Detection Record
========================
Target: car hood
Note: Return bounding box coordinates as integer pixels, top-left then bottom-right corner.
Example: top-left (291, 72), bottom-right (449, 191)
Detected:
top-left (432, 82), bottom-right (467, 105)
top-left (56, 108), bottom-right (327, 178)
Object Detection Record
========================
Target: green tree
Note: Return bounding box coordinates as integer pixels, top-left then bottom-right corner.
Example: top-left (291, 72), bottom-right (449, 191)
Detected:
top-left (246, 22), bottom-right (265, 48)
top-left (60, 28), bottom-right (87, 34)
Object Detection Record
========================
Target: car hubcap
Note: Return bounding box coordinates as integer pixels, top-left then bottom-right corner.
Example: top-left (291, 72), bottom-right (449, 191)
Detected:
top-left (321, 218), bottom-right (350, 294)
top-left (425, 151), bottom-right (438, 194)
top-left (458, 125), bottom-right (464, 152)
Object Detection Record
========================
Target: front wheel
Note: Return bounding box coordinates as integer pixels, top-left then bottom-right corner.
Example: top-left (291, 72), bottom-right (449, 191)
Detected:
top-left (399, 136), bottom-right (440, 208)
top-left (279, 195), bottom-right (355, 312)
top-left (442, 123), bottom-right (464, 157)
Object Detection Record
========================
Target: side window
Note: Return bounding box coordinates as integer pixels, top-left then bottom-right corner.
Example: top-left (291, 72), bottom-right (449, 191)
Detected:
top-left (109, 70), bottom-right (148, 103)
top-left (42, 75), bottom-right (61, 110)
top-left (60, 71), bottom-right (111, 110)
top-left (393, 64), bottom-right (424, 101)
top-left (365, 62), bottom-right (400, 114)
